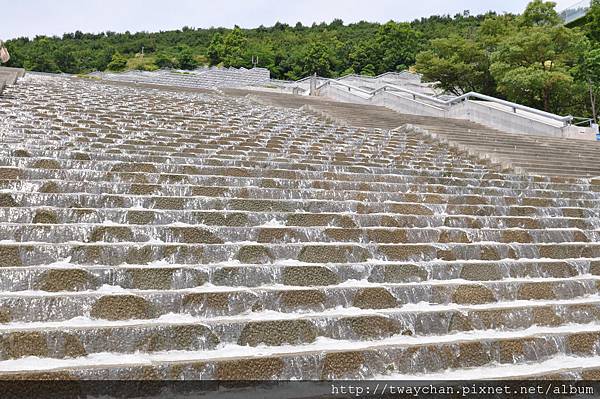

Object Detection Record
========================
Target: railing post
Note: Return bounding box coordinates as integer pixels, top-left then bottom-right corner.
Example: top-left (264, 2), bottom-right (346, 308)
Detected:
top-left (309, 73), bottom-right (317, 96)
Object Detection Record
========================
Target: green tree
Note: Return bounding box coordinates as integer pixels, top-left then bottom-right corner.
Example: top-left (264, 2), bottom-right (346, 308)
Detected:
top-left (176, 46), bottom-right (198, 70)
top-left (106, 52), bottom-right (128, 71)
top-left (375, 22), bottom-right (421, 73)
top-left (301, 41), bottom-right (334, 77)
top-left (341, 67), bottom-right (355, 76)
top-left (361, 64), bottom-right (376, 76)
top-left (207, 33), bottom-right (224, 66)
top-left (221, 26), bottom-right (248, 67)
top-left (416, 35), bottom-right (496, 95)
top-left (583, 47), bottom-right (600, 120)
top-left (54, 44), bottom-right (78, 73)
top-left (23, 37), bottom-right (60, 73)
top-left (490, 25), bottom-right (587, 112)
top-left (585, 0), bottom-right (600, 42)
top-left (245, 40), bottom-right (275, 70)
top-left (519, 0), bottom-right (561, 26)
top-left (155, 52), bottom-right (176, 68)
top-left (93, 47), bottom-right (116, 71)
top-left (584, 48), bottom-right (600, 88)
top-left (348, 41), bottom-right (378, 75)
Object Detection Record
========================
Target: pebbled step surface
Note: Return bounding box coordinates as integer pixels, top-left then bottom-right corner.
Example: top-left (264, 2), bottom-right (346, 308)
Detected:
top-left (0, 74), bottom-right (599, 380)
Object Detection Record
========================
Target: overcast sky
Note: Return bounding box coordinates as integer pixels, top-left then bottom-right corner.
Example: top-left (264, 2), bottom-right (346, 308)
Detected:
top-left (3, 0), bottom-right (578, 40)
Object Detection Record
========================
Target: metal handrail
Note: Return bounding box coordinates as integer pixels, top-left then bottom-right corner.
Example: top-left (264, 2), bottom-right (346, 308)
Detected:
top-left (316, 79), bottom-right (372, 95)
top-left (318, 79), bottom-right (574, 126)
top-left (374, 85), bottom-right (447, 104)
top-left (572, 117), bottom-right (595, 126)
top-left (337, 71), bottom-right (421, 81)
top-left (450, 92), bottom-right (573, 124)
top-left (384, 90), bottom-right (446, 112)
top-left (292, 71), bottom-right (421, 85)
top-left (380, 84), bottom-right (573, 124)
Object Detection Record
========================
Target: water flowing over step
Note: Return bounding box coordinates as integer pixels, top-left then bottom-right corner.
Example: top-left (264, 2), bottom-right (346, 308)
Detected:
top-left (235, 90), bottom-right (600, 178)
top-left (0, 73), bottom-right (600, 382)
top-left (94, 67), bottom-right (271, 89)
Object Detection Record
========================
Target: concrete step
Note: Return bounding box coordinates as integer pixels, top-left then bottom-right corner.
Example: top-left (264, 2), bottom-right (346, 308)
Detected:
top-left (3, 207), bottom-right (597, 231)
top-left (1, 224), bottom-right (596, 245)
top-left (2, 323), bottom-right (600, 378)
top-left (5, 169), bottom-right (600, 200)
top-left (4, 180), bottom-right (600, 209)
top-left (4, 241), bottom-right (600, 266)
top-left (3, 73), bottom-right (600, 380)
top-left (247, 91), bottom-right (600, 178)
top-left (0, 258), bottom-right (594, 292)
top-left (0, 275), bottom-right (596, 321)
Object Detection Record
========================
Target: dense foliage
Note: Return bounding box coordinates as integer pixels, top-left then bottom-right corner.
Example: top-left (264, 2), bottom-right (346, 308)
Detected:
top-left (4, 1), bottom-right (600, 118)
top-left (2, 13), bottom-right (488, 78)
top-left (417, 0), bottom-right (599, 117)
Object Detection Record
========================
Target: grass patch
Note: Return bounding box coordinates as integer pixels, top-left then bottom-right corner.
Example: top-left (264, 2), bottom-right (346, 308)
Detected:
top-left (126, 55), bottom-right (159, 71)
top-left (76, 74), bottom-right (101, 80)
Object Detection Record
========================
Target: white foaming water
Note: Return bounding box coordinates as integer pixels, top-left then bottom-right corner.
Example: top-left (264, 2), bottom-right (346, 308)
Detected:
top-left (144, 259), bottom-right (173, 267)
top-left (168, 221), bottom-right (196, 227)
top-left (3, 323), bottom-right (600, 372)
top-left (212, 259), bottom-right (243, 267)
top-left (95, 284), bottom-right (129, 294)
top-left (380, 354), bottom-right (600, 380)
top-left (43, 257), bottom-right (74, 269)
top-left (259, 218), bottom-right (287, 228)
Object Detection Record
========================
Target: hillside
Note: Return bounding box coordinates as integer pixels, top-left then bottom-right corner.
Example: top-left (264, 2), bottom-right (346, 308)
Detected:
top-left (4, 1), bottom-right (600, 120)
top-left (2, 13), bottom-right (494, 79)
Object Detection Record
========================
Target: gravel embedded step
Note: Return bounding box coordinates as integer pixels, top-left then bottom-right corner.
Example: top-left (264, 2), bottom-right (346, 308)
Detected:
top-left (1, 224), bottom-right (596, 244)
top-left (0, 277), bottom-right (596, 322)
top-left (4, 242), bottom-right (600, 267)
top-left (3, 192), bottom-right (600, 221)
top-left (0, 258), bottom-right (593, 292)
top-left (1, 324), bottom-right (600, 379)
top-left (2, 207), bottom-right (598, 231)
top-left (4, 73), bottom-right (600, 380)
top-left (3, 163), bottom-right (600, 197)
top-left (5, 178), bottom-right (600, 210)
top-left (0, 298), bottom-right (599, 360)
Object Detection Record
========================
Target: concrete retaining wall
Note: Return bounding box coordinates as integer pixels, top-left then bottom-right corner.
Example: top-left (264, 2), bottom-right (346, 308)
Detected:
top-left (380, 92), bottom-right (446, 117)
top-left (317, 83), bottom-right (596, 141)
top-left (0, 71), bottom-right (18, 85)
top-left (447, 101), bottom-right (563, 137)
top-left (317, 84), bottom-right (371, 104)
top-left (0, 67), bottom-right (26, 78)
top-left (0, 67), bottom-right (26, 91)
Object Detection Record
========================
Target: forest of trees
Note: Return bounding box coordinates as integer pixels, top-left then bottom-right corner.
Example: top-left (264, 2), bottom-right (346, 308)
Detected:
top-left (4, 0), bottom-right (600, 119)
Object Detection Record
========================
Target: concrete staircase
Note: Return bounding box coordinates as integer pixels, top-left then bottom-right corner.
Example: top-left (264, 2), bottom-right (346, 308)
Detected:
top-left (1, 75), bottom-right (600, 380)
top-left (241, 90), bottom-right (600, 178)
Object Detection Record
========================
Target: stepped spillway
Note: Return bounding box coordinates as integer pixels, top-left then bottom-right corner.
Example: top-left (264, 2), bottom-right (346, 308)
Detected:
top-left (235, 89), bottom-right (600, 178)
top-left (0, 74), bottom-right (600, 381)
top-left (95, 66), bottom-right (271, 89)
